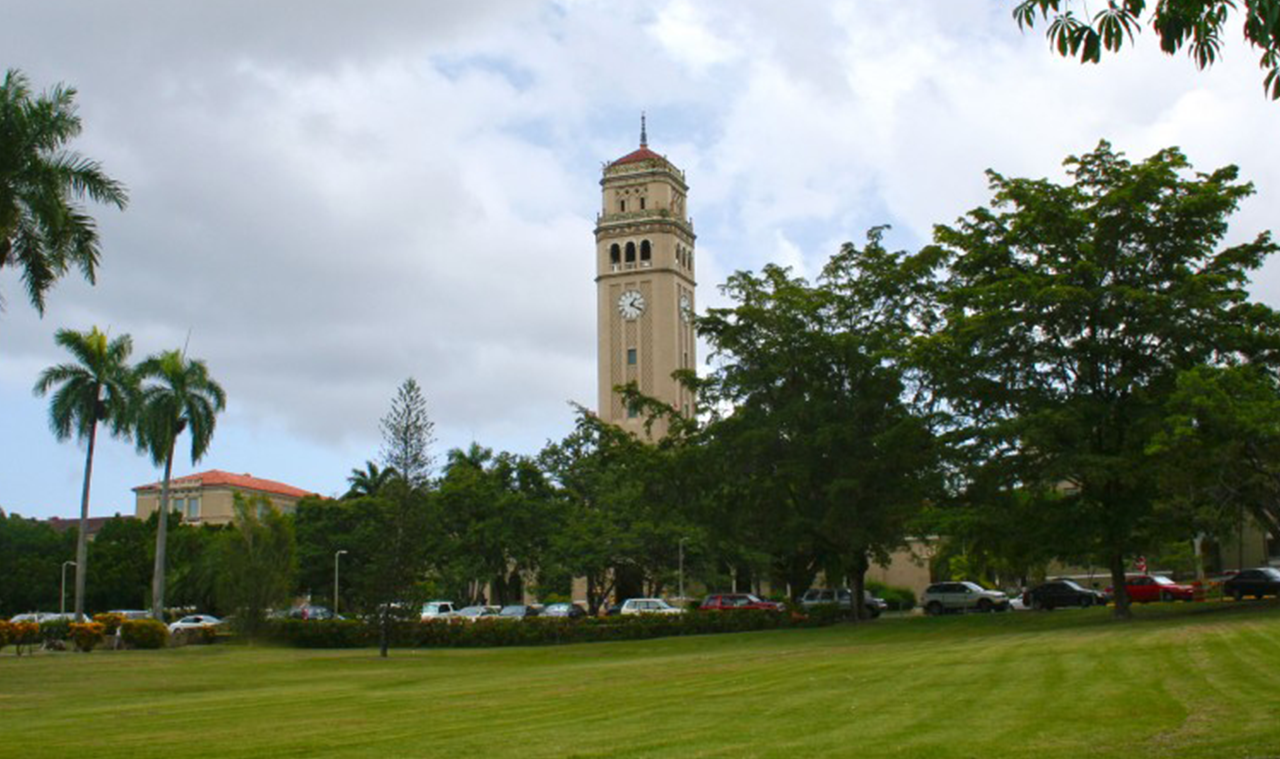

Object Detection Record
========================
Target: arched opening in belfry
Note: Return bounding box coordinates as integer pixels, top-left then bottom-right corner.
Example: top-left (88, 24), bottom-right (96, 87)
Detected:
top-left (640, 240), bottom-right (651, 262)
top-left (625, 242), bottom-right (636, 263)
top-left (610, 244), bottom-right (621, 265)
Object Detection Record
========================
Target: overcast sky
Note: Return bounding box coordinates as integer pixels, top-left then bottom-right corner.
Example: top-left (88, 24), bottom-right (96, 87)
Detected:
top-left (2, 1), bottom-right (1278, 519)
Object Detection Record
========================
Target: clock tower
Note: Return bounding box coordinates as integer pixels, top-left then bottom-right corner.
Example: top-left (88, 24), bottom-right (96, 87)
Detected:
top-left (595, 117), bottom-right (696, 438)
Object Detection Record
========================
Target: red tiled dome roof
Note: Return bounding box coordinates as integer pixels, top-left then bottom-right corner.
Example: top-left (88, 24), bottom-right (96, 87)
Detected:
top-left (612, 146), bottom-right (665, 166)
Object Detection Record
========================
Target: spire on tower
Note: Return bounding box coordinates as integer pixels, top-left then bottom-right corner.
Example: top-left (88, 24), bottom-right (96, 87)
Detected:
top-left (640, 112), bottom-right (647, 148)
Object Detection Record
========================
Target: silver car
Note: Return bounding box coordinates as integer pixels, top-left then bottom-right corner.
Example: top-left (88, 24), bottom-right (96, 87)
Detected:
top-left (921, 581), bottom-right (1010, 615)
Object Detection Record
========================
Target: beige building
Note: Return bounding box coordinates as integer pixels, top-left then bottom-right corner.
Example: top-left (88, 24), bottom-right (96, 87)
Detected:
top-left (133, 469), bottom-right (315, 526)
top-left (595, 118), bottom-right (696, 438)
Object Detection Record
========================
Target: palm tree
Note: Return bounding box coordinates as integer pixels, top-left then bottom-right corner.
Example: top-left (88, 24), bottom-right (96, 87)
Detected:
top-left (344, 461), bottom-right (397, 499)
top-left (135, 349), bottom-right (226, 619)
top-left (33, 327), bottom-right (136, 622)
top-left (0, 69), bottom-right (127, 316)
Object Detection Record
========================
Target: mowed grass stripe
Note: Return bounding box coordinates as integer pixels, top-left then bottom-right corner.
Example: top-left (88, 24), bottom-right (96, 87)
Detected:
top-left (3, 605), bottom-right (1280, 758)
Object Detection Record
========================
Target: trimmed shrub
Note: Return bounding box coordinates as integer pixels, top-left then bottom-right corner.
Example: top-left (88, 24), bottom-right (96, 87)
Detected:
top-left (4, 621), bottom-right (41, 656)
top-left (265, 619), bottom-right (372, 648)
top-left (93, 612), bottom-right (125, 635)
top-left (867, 582), bottom-right (917, 612)
top-left (267, 607), bottom-right (841, 650)
top-left (121, 619), bottom-right (169, 649)
top-left (39, 618), bottom-right (70, 645)
top-left (69, 622), bottom-right (106, 652)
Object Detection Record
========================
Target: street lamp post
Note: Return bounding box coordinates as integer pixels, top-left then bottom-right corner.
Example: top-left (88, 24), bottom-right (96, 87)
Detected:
top-left (334, 550), bottom-right (349, 615)
top-left (61, 561), bottom-right (76, 616)
top-left (678, 537), bottom-right (689, 601)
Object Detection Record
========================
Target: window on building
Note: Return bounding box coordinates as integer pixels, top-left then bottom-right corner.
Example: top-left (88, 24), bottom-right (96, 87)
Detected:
top-left (187, 498), bottom-right (201, 519)
top-left (171, 497), bottom-right (185, 514)
top-left (610, 244), bottom-right (620, 265)
top-left (640, 240), bottom-right (651, 261)
top-left (619, 199), bottom-right (626, 212)
top-left (627, 348), bottom-right (637, 365)
top-left (625, 242), bottom-right (636, 263)
top-left (627, 404), bottom-right (639, 419)
top-left (639, 197), bottom-right (646, 210)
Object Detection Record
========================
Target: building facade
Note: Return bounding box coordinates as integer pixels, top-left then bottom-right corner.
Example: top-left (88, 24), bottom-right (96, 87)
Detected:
top-left (595, 120), bottom-right (696, 438)
top-left (133, 470), bottom-right (315, 526)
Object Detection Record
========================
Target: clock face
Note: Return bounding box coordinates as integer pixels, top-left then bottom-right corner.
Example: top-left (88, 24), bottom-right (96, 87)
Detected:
top-left (618, 289), bottom-right (646, 319)
top-left (679, 294), bottom-right (692, 323)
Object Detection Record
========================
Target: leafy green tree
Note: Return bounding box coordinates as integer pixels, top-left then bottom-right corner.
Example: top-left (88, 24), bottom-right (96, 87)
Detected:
top-left (344, 460), bottom-right (397, 499)
top-left (134, 349), bottom-right (226, 619)
top-left (436, 444), bottom-right (557, 605)
top-left (33, 327), bottom-right (136, 621)
top-left (84, 515), bottom-right (151, 612)
top-left (1153, 364), bottom-right (1280, 552)
top-left (215, 494), bottom-right (295, 636)
top-left (920, 141), bottom-right (1280, 617)
top-left (344, 483), bottom-right (431, 657)
top-left (0, 512), bottom-right (76, 616)
top-left (293, 495), bottom-right (364, 606)
top-left (0, 69), bottom-right (128, 315)
top-left (696, 231), bottom-right (941, 617)
top-left (380, 378), bottom-right (435, 489)
top-left (1013, 1), bottom-right (1280, 98)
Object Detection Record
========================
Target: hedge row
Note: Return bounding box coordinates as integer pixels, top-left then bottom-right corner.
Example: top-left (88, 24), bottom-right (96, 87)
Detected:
top-left (265, 606), bottom-right (846, 649)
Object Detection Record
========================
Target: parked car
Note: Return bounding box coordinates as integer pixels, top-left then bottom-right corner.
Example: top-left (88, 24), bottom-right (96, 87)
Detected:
top-left (288, 605), bottom-right (339, 620)
top-left (8, 612), bottom-right (45, 623)
top-left (455, 605), bottom-right (499, 622)
top-left (921, 582), bottom-right (1011, 615)
top-left (1222, 567), bottom-right (1280, 600)
top-left (498, 604), bottom-right (543, 620)
top-left (542, 602), bottom-right (587, 619)
top-left (1116, 575), bottom-right (1196, 603)
top-left (168, 614), bottom-right (222, 633)
top-left (108, 609), bottom-right (152, 621)
top-left (420, 601), bottom-right (458, 621)
top-left (619, 598), bottom-right (683, 616)
top-left (799, 588), bottom-right (888, 618)
top-left (700, 593), bottom-right (785, 612)
top-left (1024, 579), bottom-right (1110, 610)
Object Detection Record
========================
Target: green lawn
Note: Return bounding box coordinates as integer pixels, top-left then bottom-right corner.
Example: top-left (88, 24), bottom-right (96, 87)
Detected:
top-left (3, 603), bottom-right (1280, 758)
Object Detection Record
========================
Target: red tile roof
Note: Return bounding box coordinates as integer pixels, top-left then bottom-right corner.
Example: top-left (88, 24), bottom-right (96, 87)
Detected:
top-left (133, 470), bottom-right (315, 498)
top-left (612, 146), bottom-right (666, 166)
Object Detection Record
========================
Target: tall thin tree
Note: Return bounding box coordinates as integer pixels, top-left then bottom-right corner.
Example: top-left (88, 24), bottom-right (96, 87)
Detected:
top-left (134, 349), bottom-right (225, 619)
top-left (379, 378), bottom-right (435, 489)
top-left (33, 326), bottom-right (136, 622)
top-left (0, 69), bottom-right (127, 316)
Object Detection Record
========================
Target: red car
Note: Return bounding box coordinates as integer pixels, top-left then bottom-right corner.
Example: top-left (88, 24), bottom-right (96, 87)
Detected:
top-left (1114, 575), bottom-right (1197, 603)
top-left (699, 593), bottom-right (784, 611)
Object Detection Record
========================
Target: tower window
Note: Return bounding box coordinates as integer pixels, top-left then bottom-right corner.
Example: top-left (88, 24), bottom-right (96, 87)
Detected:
top-left (640, 240), bottom-right (651, 262)
top-left (627, 348), bottom-right (637, 365)
top-left (610, 244), bottom-right (621, 265)
top-left (640, 197), bottom-right (646, 210)
top-left (619, 199), bottom-right (626, 212)
top-left (627, 404), bottom-right (639, 419)
top-left (625, 242), bottom-right (636, 263)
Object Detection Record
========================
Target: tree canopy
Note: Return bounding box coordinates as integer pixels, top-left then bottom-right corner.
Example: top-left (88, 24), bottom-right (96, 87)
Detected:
top-left (919, 140), bottom-right (1280, 615)
top-left (1014, 0), bottom-right (1280, 98)
top-left (0, 69), bottom-right (127, 315)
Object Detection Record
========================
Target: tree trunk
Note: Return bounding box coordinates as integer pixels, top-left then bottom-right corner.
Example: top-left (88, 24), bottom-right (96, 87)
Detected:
top-left (150, 444), bottom-right (176, 620)
top-left (850, 552), bottom-right (869, 623)
top-left (74, 415), bottom-right (98, 623)
top-left (1109, 551), bottom-right (1131, 620)
top-left (379, 612), bottom-right (389, 658)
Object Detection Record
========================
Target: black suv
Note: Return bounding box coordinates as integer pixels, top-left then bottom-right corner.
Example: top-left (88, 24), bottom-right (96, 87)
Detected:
top-left (1023, 579), bottom-right (1109, 610)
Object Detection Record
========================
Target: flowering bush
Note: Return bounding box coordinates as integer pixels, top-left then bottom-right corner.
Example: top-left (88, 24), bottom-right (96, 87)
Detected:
top-left (120, 619), bottom-right (169, 649)
top-left (69, 622), bottom-right (106, 652)
top-left (93, 612), bottom-right (125, 635)
top-left (2, 621), bottom-right (42, 656)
